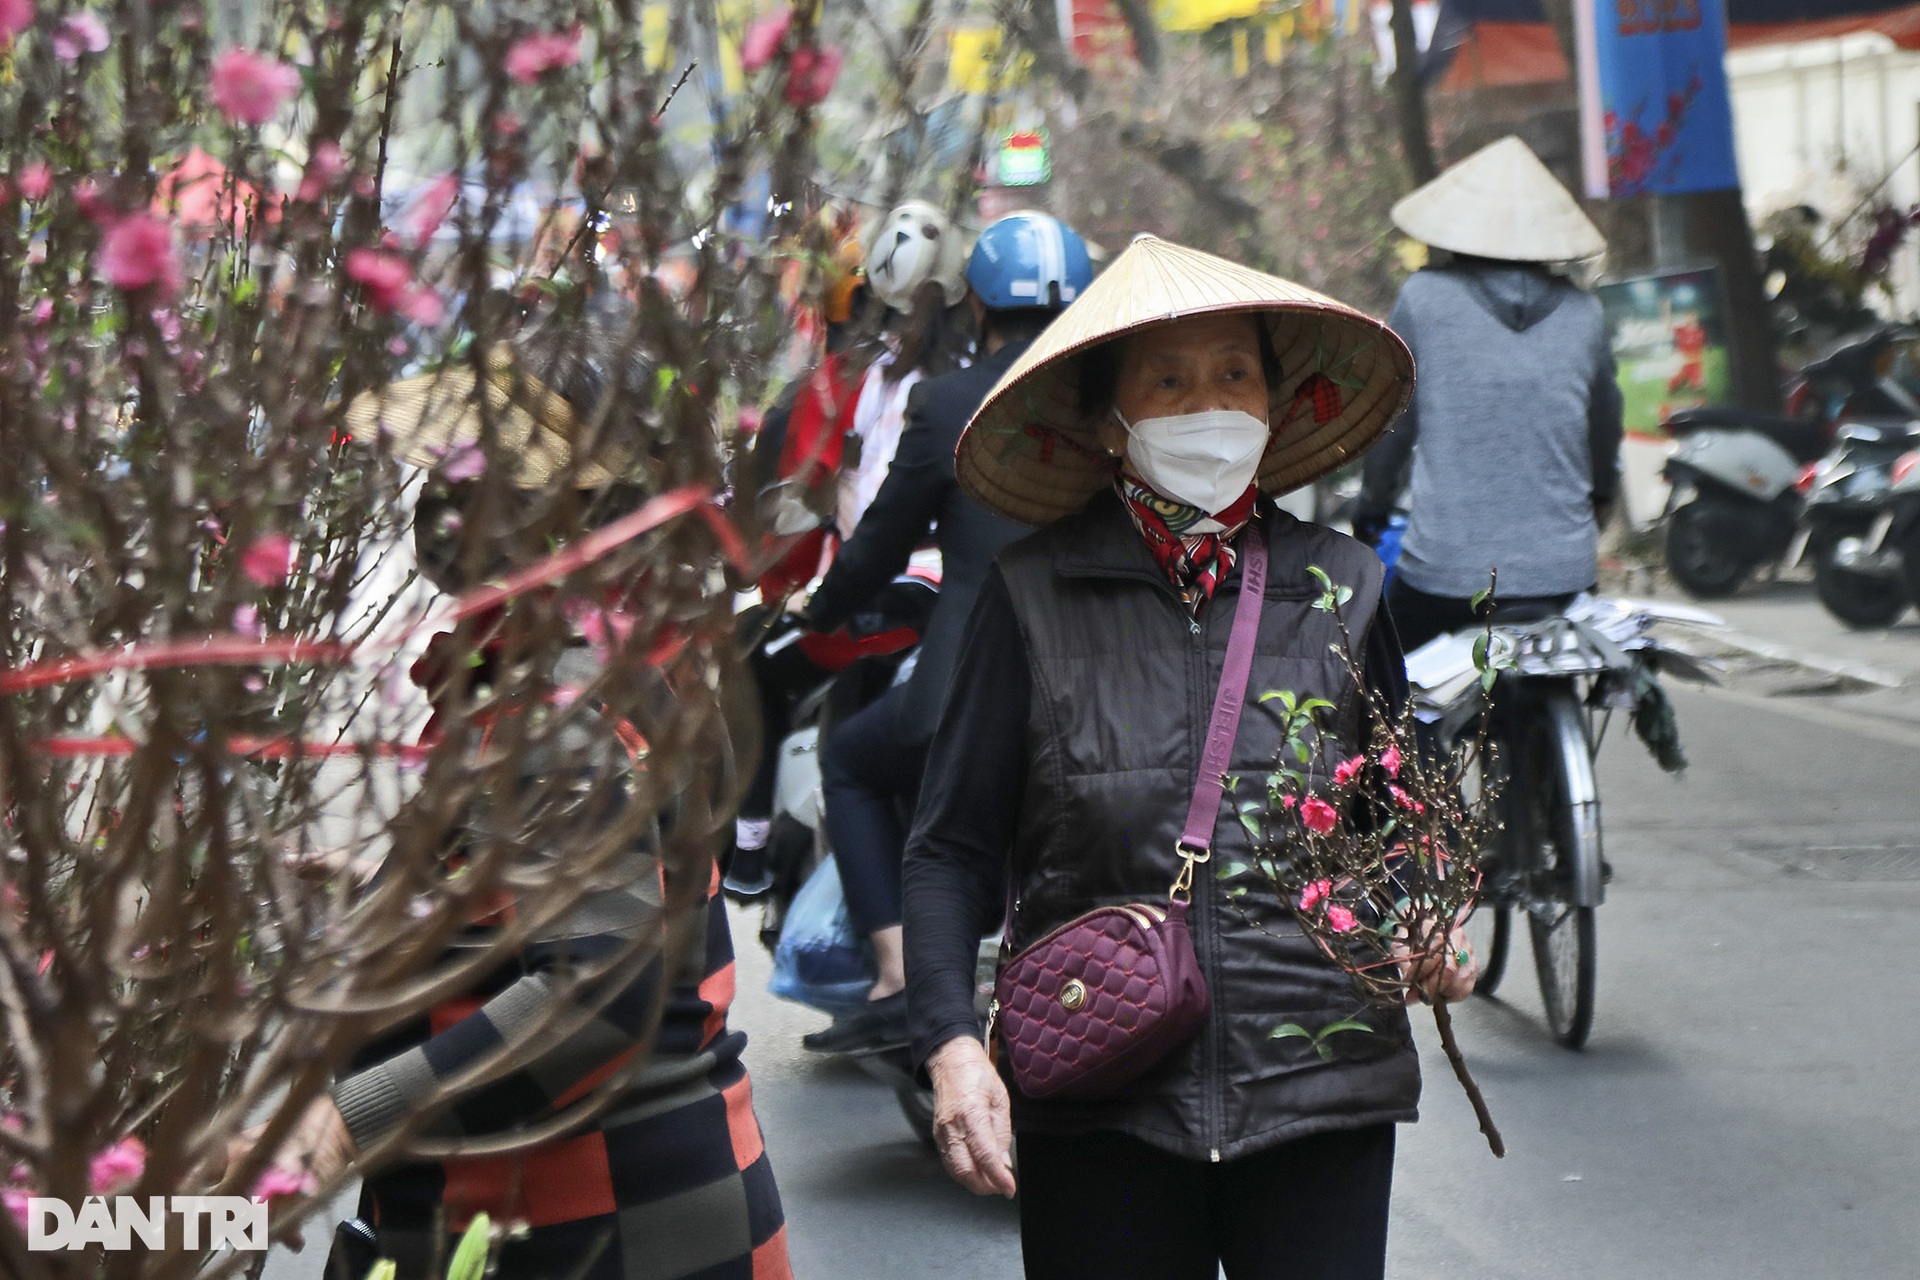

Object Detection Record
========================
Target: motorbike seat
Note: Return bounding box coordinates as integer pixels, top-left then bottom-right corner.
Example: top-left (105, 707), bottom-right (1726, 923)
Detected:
top-left (1664, 406), bottom-right (1831, 463)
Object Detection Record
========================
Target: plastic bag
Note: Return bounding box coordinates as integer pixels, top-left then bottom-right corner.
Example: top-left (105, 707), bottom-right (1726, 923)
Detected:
top-left (769, 856), bottom-right (876, 1014)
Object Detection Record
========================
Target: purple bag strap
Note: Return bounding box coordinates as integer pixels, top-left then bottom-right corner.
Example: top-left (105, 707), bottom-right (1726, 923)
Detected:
top-left (1002, 523), bottom-right (1271, 936)
top-left (1170, 529), bottom-right (1266, 896)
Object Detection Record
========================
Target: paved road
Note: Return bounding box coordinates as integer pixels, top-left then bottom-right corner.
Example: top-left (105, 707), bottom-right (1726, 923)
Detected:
top-left (268, 586), bottom-right (1920, 1279)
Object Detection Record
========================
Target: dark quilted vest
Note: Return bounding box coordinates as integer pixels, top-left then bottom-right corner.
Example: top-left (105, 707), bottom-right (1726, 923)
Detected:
top-left (996, 493), bottom-right (1421, 1161)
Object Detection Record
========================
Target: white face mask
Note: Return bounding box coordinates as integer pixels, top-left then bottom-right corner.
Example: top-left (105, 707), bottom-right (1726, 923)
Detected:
top-left (1116, 407), bottom-right (1271, 515)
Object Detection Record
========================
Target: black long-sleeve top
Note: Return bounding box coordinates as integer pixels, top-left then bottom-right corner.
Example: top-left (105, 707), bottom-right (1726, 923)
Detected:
top-left (901, 561), bottom-right (1410, 1070)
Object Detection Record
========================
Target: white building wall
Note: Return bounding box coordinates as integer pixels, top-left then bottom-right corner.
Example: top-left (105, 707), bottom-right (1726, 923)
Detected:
top-left (1728, 32), bottom-right (1920, 315)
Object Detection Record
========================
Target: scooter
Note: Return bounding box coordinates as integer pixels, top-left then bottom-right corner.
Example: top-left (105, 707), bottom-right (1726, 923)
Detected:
top-left (1661, 325), bottom-right (1920, 598)
top-left (1888, 447), bottom-right (1920, 610)
top-left (744, 567), bottom-right (991, 1148)
top-left (1797, 420), bottom-right (1920, 628)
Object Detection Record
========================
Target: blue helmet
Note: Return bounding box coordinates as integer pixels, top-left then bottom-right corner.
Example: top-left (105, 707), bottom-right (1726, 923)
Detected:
top-left (965, 212), bottom-right (1093, 311)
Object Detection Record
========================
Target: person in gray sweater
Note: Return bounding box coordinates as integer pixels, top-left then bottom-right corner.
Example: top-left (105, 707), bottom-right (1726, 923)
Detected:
top-left (1354, 136), bottom-right (1625, 653)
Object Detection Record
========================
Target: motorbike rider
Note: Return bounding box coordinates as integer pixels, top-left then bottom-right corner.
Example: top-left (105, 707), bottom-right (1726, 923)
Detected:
top-left (796, 212), bottom-right (1096, 1054)
top-left (1352, 135), bottom-right (1625, 653)
top-left (731, 203), bottom-right (974, 895)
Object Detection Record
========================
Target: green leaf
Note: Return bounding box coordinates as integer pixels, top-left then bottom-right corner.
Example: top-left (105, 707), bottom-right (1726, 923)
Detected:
top-left (1306, 565), bottom-right (1333, 591)
top-left (1299, 698), bottom-right (1335, 716)
top-left (1471, 632), bottom-right (1491, 671)
top-left (1293, 740), bottom-right (1311, 765)
top-left (1480, 667), bottom-right (1499, 694)
top-left (1336, 586), bottom-right (1354, 606)
top-left (363, 1263), bottom-right (398, 1280)
top-left (1217, 860), bottom-right (1250, 880)
top-left (1469, 585), bottom-right (1493, 611)
top-left (1318, 1019), bottom-right (1376, 1038)
top-left (1314, 1042), bottom-right (1336, 1062)
top-left (1270, 1022), bottom-right (1312, 1040)
top-left (1238, 813), bottom-right (1261, 839)
top-left (446, 1214), bottom-right (491, 1280)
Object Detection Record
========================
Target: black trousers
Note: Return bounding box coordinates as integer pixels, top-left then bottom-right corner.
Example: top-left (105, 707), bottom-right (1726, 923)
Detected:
top-left (1015, 1124), bottom-right (1396, 1280)
top-left (821, 687), bottom-right (927, 935)
top-left (1386, 577), bottom-right (1580, 655)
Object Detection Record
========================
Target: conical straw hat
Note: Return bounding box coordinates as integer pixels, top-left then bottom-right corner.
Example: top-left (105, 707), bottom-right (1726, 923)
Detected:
top-left (1391, 135), bottom-right (1606, 264)
top-left (343, 344), bottom-right (634, 489)
top-left (958, 235), bottom-right (1414, 527)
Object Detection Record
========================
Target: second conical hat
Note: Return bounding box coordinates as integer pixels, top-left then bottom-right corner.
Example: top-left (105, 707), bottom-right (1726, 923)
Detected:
top-left (1391, 135), bottom-right (1606, 264)
top-left (958, 235), bottom-right (1413, 527)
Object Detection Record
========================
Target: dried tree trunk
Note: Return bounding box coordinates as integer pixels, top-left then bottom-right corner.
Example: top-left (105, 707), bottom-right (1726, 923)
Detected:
top-left (1389, 0), bottom-right (1438, 184)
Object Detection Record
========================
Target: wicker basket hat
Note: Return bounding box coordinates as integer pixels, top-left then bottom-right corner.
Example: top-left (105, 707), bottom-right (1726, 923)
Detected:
top-left (957, 235), bottom-right (1414, 527)
top-left (1390, 135), bottom-right (1606, 264)
top-left (342, 343), bottom-right (635, 489)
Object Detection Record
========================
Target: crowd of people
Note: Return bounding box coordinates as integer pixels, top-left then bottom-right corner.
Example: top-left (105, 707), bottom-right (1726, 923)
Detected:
top-left (242, 132), bottom-right (1624, 1280)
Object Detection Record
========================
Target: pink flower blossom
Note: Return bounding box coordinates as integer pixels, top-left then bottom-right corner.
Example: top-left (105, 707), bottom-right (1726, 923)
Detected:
top-left (740, 10), bottom-right (792, 72)
top-left (1277, 794), bottom-right (1296, 810)
top-left (1379, 743), bottom-right (1401, 778)
top-left (88, 1137), bottom-right (145, 1194)
top-left (210, 48), bottom-right (302, 125)
top-left (1389, 785), bottom-right (1425, 815)
top-left (403, 172), bottom-right (460, 246)
top-left (0, 0), bottom-right (33, 42)
top-left (251, 1167), bottom-right (314, 1201)
top-left (1300, 796), bottom-right (1338, 835)
top-left (17, 160), bottom-right (50, 203)
top-left (3, 1188), bottom-right (30, 1231)
top-left (440, 443), bottom-right (486, 482)
top-left (98, 215), bottom-right (182, 299)
top-left (1298, 879), bottom-right (1332, 910)
top-left (51, 10), bottom-right (107, 60)
top-left (346, 247), bottom-right (414, 312)
top-left (296, 141), bottom-right (345, 202)
top-left (784, 44), bottom-right (841, 107)
top-left (504, 28), bottom-right (580, 84)
top-left (1332, 755), bottom-right (1365, 786)
top-left (232, 603), bottom-right (263, 638)
top-left (240, 532), bottom-right (293, 586)
top-left (1326, 904), bottom-right (1357, 933)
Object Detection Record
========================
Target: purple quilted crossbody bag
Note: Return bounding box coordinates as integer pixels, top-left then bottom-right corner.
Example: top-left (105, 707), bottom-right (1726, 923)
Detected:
top-left (990, 534), bottom-right (1268, 1101)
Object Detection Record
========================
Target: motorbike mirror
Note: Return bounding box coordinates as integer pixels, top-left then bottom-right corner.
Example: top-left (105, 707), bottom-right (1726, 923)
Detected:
top-left (1894, 451), bottom-right (1919, 489)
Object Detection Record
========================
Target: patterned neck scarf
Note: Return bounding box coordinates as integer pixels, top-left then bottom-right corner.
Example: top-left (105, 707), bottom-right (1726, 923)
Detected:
top-left (1119, 478), bottom-right (1258, 616)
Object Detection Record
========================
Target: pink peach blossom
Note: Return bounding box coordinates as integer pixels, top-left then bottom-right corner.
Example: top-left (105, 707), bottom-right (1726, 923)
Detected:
top-left (504, 28), bottom-right (580, 84)
top-left (1379, 743), bottom-right (1401, 778)
top-left (296, 141), bottom-right (345, 202)
top-left (210, 48), bottom-right (302, 125)
top-left (251, 1167), bottom-right (315, 1201)
top-left (1300, 796), bottom-right (1338, 835)
top-left (51, 10), bottom-right (106, 60)
top-left (232, 603), bottom-right (263, 638)
top-left (0, 0), bottom-right (33, 41)
top-left (1326, 904), bottom-right (1357, 933)
top-left (403, 172), bottom-right (460, 246)
top-left (1298, 879), bottom-right (1332, 910)
top-left (3, 1188), bottom-right (29, 1231)
top-left (239, 532), bottom-right (293, 585)
top-left (1332, 754), bottom-right (1365, 786)
top-left (345, 247), bottom-right (413, 311)
top-left (87, 1137), bottom-right (145, 1195)
top-left (784, 44), bottom-right (841, 107)
top-left (98, 215), bottom-right (181, 298)
top-left (16, 160), bottom-right (50, 202)
top-left (440, 443), bottom-right (486, 482)
top-left (1389, 785), bottom-right (1425, 815)
top-left (740, 10), bottom-right (792, 72)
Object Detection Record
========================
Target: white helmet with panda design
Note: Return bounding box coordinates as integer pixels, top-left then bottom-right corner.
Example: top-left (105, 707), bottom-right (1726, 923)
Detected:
top-left (861, 200), bottom-right (970, 314)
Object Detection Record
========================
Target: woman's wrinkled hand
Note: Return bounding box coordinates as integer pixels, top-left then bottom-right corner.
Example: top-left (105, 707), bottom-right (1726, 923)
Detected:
top-left (926, 1037), bottom-right (1016, 1198)
top-left (1392, 915), bottom-right (1479, 1006)
top-left (212, 1094), bottom-right (358, 1252)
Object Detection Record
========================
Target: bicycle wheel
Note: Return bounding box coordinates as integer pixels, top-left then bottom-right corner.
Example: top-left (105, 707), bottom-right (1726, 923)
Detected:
top-left (1451, 725), bottom-right (1513, 997)
top-left (1520, 688), bottom-right (1600, 1049)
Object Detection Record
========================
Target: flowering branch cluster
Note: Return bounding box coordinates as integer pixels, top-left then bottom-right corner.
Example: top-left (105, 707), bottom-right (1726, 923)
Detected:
top-left (1231, 568), bottom-right (1507, 1156)
top-left (0, 2), bottom-right (871, 1275)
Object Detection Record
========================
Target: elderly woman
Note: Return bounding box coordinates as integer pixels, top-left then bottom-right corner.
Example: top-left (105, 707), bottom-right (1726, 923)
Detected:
top-left (902, 236), bottom-right (1470, 1279)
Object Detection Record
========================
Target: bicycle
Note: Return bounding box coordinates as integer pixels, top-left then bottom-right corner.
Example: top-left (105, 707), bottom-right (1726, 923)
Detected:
top-left (1411, 598), bottom-right (1715, 1049)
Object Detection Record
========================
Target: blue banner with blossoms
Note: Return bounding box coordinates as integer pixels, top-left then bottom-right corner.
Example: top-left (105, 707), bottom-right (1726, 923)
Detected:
top-left (1574, 0), bottom-right (1742, 199)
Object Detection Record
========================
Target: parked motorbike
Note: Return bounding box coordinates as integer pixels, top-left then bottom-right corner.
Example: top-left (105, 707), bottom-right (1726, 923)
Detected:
top-left (1798, 420), bottom-right (1920, 628)
top-left (1661, 324), bottom-right (1920, 598)
top-left (1889, 448), bottom-right (1920, 610)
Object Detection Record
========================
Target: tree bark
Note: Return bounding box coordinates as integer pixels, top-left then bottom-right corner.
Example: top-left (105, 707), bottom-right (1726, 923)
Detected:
top-left (1389, 0), bottom-right (1438, 184)
top-left (1687, 188), bottom-right (1784, 412)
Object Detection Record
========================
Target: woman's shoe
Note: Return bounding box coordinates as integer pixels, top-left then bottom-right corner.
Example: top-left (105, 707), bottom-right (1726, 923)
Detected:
top-left (801, 991), bottom-right (909, 1054)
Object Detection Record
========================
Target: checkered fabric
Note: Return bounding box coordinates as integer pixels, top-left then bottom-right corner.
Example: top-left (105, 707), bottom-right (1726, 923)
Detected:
top-left (329, 656), bottom-right (789, 1280)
